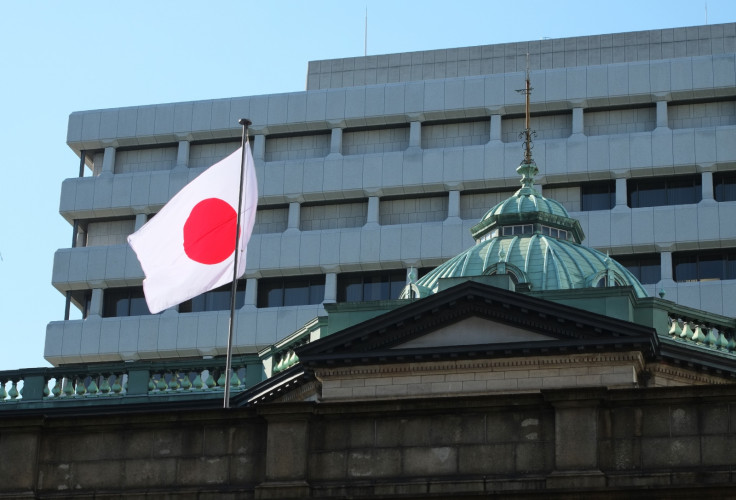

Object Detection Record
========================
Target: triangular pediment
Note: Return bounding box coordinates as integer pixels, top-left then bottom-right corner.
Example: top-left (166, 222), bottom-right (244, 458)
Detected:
top-left (297, 281), bottom-right (658, 367)
top-left (238, 281), bottom-right (736, 407)
top-left (392, 316), bottom-right (555, 349)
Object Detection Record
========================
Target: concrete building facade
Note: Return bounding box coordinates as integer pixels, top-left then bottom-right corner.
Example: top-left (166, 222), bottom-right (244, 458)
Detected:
top-left (47, 22), bottom-right (736, 366)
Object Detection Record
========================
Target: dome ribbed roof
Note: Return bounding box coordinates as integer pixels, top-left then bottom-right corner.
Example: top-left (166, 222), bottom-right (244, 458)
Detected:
top-left (483, 186), bottom-right (568, 219)
top-left (401, 159), bottom-right (648, 299)
top-left (401, 233), bottom-right (648, 298)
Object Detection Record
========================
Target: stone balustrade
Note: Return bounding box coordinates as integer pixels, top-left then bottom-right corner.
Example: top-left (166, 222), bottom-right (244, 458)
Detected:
top-left (0, 355), bottom-right (262, 406)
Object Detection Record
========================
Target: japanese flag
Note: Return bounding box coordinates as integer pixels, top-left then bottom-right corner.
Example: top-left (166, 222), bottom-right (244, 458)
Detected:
top-left (127, 144), bottom-right (258, 314)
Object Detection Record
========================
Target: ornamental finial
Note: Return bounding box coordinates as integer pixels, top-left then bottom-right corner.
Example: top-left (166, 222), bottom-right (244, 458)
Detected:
top-left (515, 54), bottom-right (537, 190)
top-left (516, 53), bottom-right (535, 165)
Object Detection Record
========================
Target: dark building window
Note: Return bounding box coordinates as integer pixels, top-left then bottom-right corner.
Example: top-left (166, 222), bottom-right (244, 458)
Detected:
top-left (615, 254), bottom-right (661, 284)
top-left (103, 287), bottom-right (151, 317)
top-left (179, 282), bottom-right (246, 313)
top-left (628, 175), bottom-right (701, 208)
top-left (673, 250), bottom-right (736, 282)
top-left (337, 270), bottom-right (407, 302)
top-left (257, 275), bottom-right (325, 308)
top-left (82, 291), bottom-right (92, 319)
top-left (714, 171), bottom-right (736, 202)
top-left (581, 181), bottom-right (615, 211)
top-left (67, 290), bottom-right (93, 319)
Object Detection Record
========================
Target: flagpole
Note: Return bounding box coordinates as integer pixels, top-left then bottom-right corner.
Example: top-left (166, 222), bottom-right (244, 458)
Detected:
top-left (224, 118), bottom-right (252, 408)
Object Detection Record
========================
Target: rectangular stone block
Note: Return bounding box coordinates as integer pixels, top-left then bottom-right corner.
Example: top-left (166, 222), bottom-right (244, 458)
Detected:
top-left (641, 437), bottom-right (701, 468)
top-left (458, 444), bottom-right (516, 474)
top-left (123, 457), bottom-right (178, 488)
top-left (348, 449), bottom-right (402, 478)
top-left (403, 446), bottom-right (458, 476)
top-left (309, 451), bottom-right (347, 480)
top-left (0, 433), bottom-right (39, 489)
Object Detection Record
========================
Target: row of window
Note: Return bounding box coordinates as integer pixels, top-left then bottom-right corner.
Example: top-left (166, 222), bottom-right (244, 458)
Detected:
top-left (85, 97), bottom-right (735, 176)
top-left (580, 172), bottom-right (736, 211)
top-left (627, 176), bottom-right (702, 208)
top-left (94, 270), bottom-right (426, 318)
top-left (673, 250), bottom-right (736, 283)
top-left (615, 250), bottom-right (736, 284)
top-left (481, 225), bottom-right (571, 241)
top-left (72, 173), bottom-right (736, 249)
top-left (87, 252), bottom-right (736, 318)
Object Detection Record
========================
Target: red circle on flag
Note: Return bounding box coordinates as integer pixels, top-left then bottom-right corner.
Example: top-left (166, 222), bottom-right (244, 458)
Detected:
top-left (183, 198), bottom-right (237, 265)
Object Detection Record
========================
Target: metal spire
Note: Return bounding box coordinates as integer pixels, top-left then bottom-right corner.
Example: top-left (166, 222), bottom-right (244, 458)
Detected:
top-left (517, 54), bottom-right (534, 164)
top-left (515, 54), bottom-right (538, 190)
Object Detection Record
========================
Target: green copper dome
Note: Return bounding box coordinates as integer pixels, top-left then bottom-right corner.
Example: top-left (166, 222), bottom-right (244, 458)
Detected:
top-left (469, 160), bottom-right (585, 244)
top-left (401, 159), bottom-right (648, 300)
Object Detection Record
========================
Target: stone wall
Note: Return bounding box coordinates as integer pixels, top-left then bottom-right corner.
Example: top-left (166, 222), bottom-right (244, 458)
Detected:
top-left (0, 409), bottom-right (267, 499)
top-left (2, 385), bottom-right (736, 499)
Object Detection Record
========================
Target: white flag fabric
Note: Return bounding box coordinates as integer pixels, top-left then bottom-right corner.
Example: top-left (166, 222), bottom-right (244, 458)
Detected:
top-left (127, 145), bottom-right (258, 314)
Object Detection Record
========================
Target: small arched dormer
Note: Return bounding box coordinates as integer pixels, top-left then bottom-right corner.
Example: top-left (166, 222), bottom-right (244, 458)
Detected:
top-left (484, 262), bottom-right (528, 286)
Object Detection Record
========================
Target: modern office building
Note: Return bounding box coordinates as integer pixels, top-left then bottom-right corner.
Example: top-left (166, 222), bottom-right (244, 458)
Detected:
top-left (47, 22), bottom-right (736, 366)
top-left (0, 22), bottom-right (735, 499)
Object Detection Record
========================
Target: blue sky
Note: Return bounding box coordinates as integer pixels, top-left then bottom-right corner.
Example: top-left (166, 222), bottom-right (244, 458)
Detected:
top-left (1, 0), bottom-right (733, 370)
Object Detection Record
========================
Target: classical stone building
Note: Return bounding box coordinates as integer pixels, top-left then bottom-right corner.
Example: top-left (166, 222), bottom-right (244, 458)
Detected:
top-left (0, 22), bottom-right (735, 499)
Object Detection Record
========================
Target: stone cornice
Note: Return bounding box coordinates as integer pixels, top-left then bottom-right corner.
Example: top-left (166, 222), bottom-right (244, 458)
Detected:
top-left (315, 351), bottom-right (646, 381)
top-left (646, 362), bottom-right (734, 386)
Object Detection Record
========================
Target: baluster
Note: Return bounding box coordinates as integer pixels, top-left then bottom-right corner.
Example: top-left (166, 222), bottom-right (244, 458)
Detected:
top-left (717, 331), bottom-right (729, 350)
top-left (205, 369), bottom-right (217, 390)
top-left (51, 378), bottom-right (62, 398)
top-left (75, 377), bottom-right (87, 396)
top-left (692, 324), bottom-right (706, 344)
top-left (8, 380), bottom-right (19, 400)
top-left (180, 371), bottom-right (192, 391)
top-left (148, 376), bottom-right (156, 392)
top-left (168, 372), bottom-right (180, 391)
top-left (156, 373), bottom-right (168, 392)
top-left (230, 369), bottom-right (242, 388)
top-left (192, 370), bottom-right (204, 391)
top-left (727, 334), bottom-right (736, 352)
top-left (704, 326), bottom-right (719, 348)
top-left (62, 377), bottom-right (74, 397)
top-left (0, 380), bottom-right (7, 401)
top-left (217, 369), bottom-right (226, 390)
top-left (111, 374), bottom-right (123, 394)
top-left (668, 317), bottom-right (682, 337)
top-left (681, 322), bottom-right (694, 340)
top-left (43, 378), bottom-right (51, 398)
top-left (87, 375), bottom-right (99, 396)
top-left (99, 374), bottom-right (112, 395)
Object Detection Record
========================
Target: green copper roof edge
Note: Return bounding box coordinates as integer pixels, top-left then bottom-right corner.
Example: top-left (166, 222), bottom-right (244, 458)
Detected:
top-left (659, 335), bottom-right (736, 360)
top-left (662, 301), bottom-right (736, 331)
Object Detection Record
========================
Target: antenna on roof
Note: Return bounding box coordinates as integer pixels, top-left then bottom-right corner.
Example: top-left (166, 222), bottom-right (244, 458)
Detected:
top-left (364, 7), bottom-right (368, 56)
